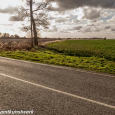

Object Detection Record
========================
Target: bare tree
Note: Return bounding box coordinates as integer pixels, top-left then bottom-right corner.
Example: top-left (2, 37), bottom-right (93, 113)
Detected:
top-left (18, 0), bottom-right (51, 46)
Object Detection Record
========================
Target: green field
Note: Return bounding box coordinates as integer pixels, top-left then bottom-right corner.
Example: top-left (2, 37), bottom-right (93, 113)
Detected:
top-left (47, 40), bottom-right (115, 61)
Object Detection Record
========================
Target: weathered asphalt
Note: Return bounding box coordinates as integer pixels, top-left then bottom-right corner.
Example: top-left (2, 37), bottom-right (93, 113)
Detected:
top-left (0, 57), bottom-right (115, 115)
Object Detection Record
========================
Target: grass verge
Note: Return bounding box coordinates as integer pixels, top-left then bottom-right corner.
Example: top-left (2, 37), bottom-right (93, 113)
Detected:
top-left (0, 50), bottom-right (115, 75)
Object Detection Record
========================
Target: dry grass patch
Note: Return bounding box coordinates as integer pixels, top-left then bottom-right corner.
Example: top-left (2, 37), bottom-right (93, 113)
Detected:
top-left (0, 40), bottom-right (31, 51)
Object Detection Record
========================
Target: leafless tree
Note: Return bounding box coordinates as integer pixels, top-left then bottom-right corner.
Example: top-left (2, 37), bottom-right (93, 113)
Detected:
top-left (18, 0), bottom-right (51, 46)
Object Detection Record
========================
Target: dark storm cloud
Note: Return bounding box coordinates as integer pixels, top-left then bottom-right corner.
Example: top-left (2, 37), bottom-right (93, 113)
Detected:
top-left (54, 0), bottom-right (115, 11)
top-left (0, 6), bottom-right (18, 14)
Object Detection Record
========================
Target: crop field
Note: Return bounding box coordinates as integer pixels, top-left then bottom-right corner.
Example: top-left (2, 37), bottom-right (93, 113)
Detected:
top-left (47, 39), bottom-right (115, 61)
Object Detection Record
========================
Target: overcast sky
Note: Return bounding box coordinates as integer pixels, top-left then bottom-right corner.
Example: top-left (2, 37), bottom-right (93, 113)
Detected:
top-left (0, 0), bottom-right (115, 38)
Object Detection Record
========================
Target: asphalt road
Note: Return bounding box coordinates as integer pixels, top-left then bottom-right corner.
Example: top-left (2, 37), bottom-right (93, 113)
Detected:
top-left (0, 57), bottom-right (115, 115)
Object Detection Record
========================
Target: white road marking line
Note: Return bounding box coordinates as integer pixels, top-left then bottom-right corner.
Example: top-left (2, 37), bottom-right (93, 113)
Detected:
top-left (0, 73), bottom-right (115, 109)
top-left (0, 56), bottom-right (115, 78)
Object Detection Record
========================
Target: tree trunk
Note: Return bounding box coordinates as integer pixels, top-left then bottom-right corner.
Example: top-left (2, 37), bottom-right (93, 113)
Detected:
top-left (30, 0), bottom-right (33, 47)
top-left (33, 18), bottom-right (38, 45)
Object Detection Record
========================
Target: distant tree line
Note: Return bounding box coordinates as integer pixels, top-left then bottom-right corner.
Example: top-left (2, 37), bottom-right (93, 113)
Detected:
top-left (0, 32), bottom-right (26, 38)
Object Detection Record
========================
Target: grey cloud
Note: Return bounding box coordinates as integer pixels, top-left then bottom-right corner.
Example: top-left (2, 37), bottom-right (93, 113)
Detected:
top-left (104, 26), bottom-right (111, 29)
top-left (68, 26), bottom-right (82, 31)
top-left (9, 8), bottom-right (27, 22)
top-left (68, 14), bottom-right (78, 22)
top-left (9, 15), bottom-right (21, 21)
top-left (83, 7), bottom-right (101, 20)
top-left (111, 28), bottom-right (115, 31)
top-left (79, 26), bottom-right (102, 33)
top-left (88, 20), bottom-right (104, 27)
top-left (0, 6), bottom-right (18, 14)
top-left (93, 27), bottom-right (101, 32)
top-left (9, 14), bottom-right (24, 21)
top-left (55, 0), bottom-right (115, 11)
top-left (59, 30), bottom-right (70, 33)
top-left (79, 27), bottom-right (92, 33)
top-left (55, 18), bottom-right (66, 23)
top-left (54, 15), bottom-right (79, 25)
top-left (48, 16), bottom-right (56, 20)
top-left (44, 26), bottom-right (58, 32)
top-left (88, 24), bottom-right (95, 26)
top-left (83, 28), bottom-right (92, 33)
top-left (69, 14), bottom-right (78, 20)
top-left (73, 26), bottom-right (82, 30)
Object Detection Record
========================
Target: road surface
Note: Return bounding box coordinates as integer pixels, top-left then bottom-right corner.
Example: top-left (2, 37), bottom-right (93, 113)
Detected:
top-left (0, 57), bottom-right (115, 115)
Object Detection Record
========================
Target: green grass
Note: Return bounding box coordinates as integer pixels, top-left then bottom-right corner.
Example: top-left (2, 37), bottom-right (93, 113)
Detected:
top-left (0, 50), bottom-right (115, 74)
top-left (46, 40), bottom-right (115, 61)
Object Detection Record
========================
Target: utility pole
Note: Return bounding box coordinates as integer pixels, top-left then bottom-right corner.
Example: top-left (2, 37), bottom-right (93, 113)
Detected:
top-left (30, 0), bottom-right (33, 47)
